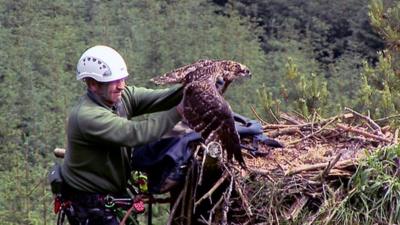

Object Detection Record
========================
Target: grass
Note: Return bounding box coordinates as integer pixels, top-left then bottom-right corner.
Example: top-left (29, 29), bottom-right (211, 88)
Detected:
top-left (241, 144), bottom-right (400, 225)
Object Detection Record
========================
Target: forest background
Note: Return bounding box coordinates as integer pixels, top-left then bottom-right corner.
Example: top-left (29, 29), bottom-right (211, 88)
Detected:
top-left (0, 0), bottom-right (399, 224)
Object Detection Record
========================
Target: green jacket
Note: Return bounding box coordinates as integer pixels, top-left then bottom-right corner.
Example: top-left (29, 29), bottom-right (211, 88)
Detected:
top-left (62, 85), bottom-right (183, 194)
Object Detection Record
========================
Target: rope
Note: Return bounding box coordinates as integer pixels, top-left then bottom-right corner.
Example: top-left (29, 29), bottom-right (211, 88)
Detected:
top-left (119, 204), bottom-right (136, 225)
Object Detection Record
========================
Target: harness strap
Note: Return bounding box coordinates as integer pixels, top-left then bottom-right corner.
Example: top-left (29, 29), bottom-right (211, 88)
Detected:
top-left (56, 202), bottom-right (70, 225)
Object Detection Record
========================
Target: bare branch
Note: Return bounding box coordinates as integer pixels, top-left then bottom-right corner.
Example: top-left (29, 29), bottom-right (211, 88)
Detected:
top-left (344, 107), bottom-right (383, 135)
top-left (194, 172), bottom-right (229, 207)
top-left (285, 159), bottom-right (355, 176)
top-left (337, 123), bottom-right (391, 142)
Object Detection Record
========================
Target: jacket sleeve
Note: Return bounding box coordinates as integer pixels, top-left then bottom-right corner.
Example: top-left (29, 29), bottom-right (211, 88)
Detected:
top-left (77, 106), bottom-right (182, 147)
top-left (123, 85), bottom-right (184, 117)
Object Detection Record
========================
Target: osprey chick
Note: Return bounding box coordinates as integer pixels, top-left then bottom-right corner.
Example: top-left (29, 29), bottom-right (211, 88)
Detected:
top-left (151, 59), bottom-right (251, 168)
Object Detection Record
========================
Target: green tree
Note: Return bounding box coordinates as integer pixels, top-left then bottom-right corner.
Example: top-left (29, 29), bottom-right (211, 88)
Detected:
top-left (356, 0), bottom-right (400, 125)
top-left (0, 0), bottom-right (268, 223)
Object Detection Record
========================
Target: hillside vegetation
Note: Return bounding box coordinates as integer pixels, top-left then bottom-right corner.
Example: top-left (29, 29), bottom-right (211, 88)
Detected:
top-left (0, 0), bottom-right (399, 224)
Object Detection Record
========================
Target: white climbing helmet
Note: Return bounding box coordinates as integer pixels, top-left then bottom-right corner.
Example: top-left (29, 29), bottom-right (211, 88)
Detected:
top-left (76, 45), bottom-right (129, 82)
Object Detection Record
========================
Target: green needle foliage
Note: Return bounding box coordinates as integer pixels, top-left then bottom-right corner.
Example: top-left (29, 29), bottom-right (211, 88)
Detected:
top-left (257, 56), bottom-right (329, 121)
top-left (0, 0), bottom-right (399, 224)
top-left (356, 0), bottom-right (400, 126)
top-left (0, 0), bottom-right (266, 224)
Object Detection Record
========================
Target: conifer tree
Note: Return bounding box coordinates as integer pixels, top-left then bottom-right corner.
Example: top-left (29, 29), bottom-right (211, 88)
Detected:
top-left (357, 0), bottom-right (400, 125)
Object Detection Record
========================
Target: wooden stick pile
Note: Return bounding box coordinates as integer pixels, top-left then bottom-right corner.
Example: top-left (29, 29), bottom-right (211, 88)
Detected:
top-left (167, 108), bottom-right (398, 224)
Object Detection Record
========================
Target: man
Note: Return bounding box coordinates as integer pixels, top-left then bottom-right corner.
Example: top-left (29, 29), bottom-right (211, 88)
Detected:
top-left (61, 45), bottom-right (183, 224)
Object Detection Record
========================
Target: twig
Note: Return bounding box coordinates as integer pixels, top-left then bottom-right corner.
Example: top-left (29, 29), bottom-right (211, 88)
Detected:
top-left (284, 196), bottom-right (309, 220)
top-left (272, 158), bottom-right (285, 171)
top-left (249, 168), bottom-right (276, 183)
top-left (320, 153), bottom-right (342, 179)
top-left (233, 179), bottom-right (253, 217)
top-left (269, 108), bottom-right (280, 123)
top-left (221, 177), bottom-right (234, 225)
top-left (287, 116), bottom-right (338, 145)
top-left (393, 128), bottom-right (399, 144)
top-left (344, 107), bottom-right (383, 135)
top-left (250, 106), bottom-right (269, 124)
top-left (193, 144), bottom-right (202, 158)
top-left (208, 194), bottom-right (225, 224)
top-left (280, 113), bottom-right (303, 125)
top-left (375, 114), bottom-right (400, 122)
top-left (282, 158), bottom-right (293, 167)
top-left (323, 188), bottom-right (356, 225)
top-left (264, 114), bottom-right (344, 130)
top-left (198, 143), bottom-right (208, 185)
top-left (311, 111), bottom-right (317, 133)
top-left (179, 160), bottom-right (192, 223)
top-left (285, 159), bottom-right (355, 176)
top-left (291, 109), bottom-right (308, 121)
top-left (198, 215), bottom-right (210, 225)
top-left (337, 123), bottom-right (391, 142)
top-left (267, 127), bottom-right (301, 138)
top-left (166, 190), bottom-right (184, 225)
top-left (183, 161), bottom-right (196, 225)
top-left (194, 172), bottom-right (230, 207)
top-left (263, 124), bottom-right (301, 129)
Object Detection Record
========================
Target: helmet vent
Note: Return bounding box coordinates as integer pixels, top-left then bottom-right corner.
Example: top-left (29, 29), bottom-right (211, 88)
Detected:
top-left (79, 56), bottom-right (111, 77)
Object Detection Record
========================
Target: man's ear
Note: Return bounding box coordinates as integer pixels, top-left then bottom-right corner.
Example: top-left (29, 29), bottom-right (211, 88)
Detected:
top-left (85, 78), bottom-right (99, 92)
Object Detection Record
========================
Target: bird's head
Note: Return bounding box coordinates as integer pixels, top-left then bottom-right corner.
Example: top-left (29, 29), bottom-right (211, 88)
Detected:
top-left (221, 60), bottom-right (251, 82)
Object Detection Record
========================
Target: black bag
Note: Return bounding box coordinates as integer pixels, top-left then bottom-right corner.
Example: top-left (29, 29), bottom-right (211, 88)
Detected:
top-left (48, 163), bottom-right (64, 194)
top-left (131, 134), bottom-right (198, 194)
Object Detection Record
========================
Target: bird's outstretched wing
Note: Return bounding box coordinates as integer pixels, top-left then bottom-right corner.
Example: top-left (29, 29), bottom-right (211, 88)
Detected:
top-left (182, 81), bottom-right (246, 168)
top-left (150, 59), bottom-right (214, 85)
top-left (150, 59), bottom-right (251, 168)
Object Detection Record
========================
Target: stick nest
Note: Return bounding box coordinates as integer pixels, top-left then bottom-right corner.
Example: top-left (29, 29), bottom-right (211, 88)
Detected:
top-left (168, 108), bottom-right (399, 225)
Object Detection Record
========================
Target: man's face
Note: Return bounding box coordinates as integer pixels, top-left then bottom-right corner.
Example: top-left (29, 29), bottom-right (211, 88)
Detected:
top-left (93, 78), bottom-right (126, 106)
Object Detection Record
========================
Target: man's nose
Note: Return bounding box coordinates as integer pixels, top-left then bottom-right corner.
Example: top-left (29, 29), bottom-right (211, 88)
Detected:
top-left (116, 79), bottom-right (126, 89)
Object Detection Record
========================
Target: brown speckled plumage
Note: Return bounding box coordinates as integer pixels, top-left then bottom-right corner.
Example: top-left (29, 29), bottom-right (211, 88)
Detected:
top-left (151, 59), bottom-right (251, 168)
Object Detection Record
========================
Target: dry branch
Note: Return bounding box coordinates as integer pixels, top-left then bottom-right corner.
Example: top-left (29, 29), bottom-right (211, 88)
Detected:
top-left (320, 153), bottom-right (342, 179)
top-left (285, 159), bottom-right (355, 176)
top-left (250, 106), bottom-right (269, 124)
top-left (287, 116), bottom-right (338, 145)
top-left (194, 172), bottom-right (229, 207)
top-left (284, 196), bottom-right (309, 220)
top-left (267, 127), bottom-right (301, 138)
top-left (233, 179), bottom-right (253, 217)
top-left (280, 113), bottom-right (303, 125)
top-left (344, 107), bottom-right (383, 135)
top-left (166, 190), bottom-right (184, 225)
top-left (337, 123), bottom-right (391, 142)
top-left (394, 128), bottom-right (399, 144)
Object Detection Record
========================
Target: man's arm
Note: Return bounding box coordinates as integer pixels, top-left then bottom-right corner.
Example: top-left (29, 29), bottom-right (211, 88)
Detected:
top-left (76, 106), bottom-right (182, 147)
top-left (123, 85), bottom-right (184, 116)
